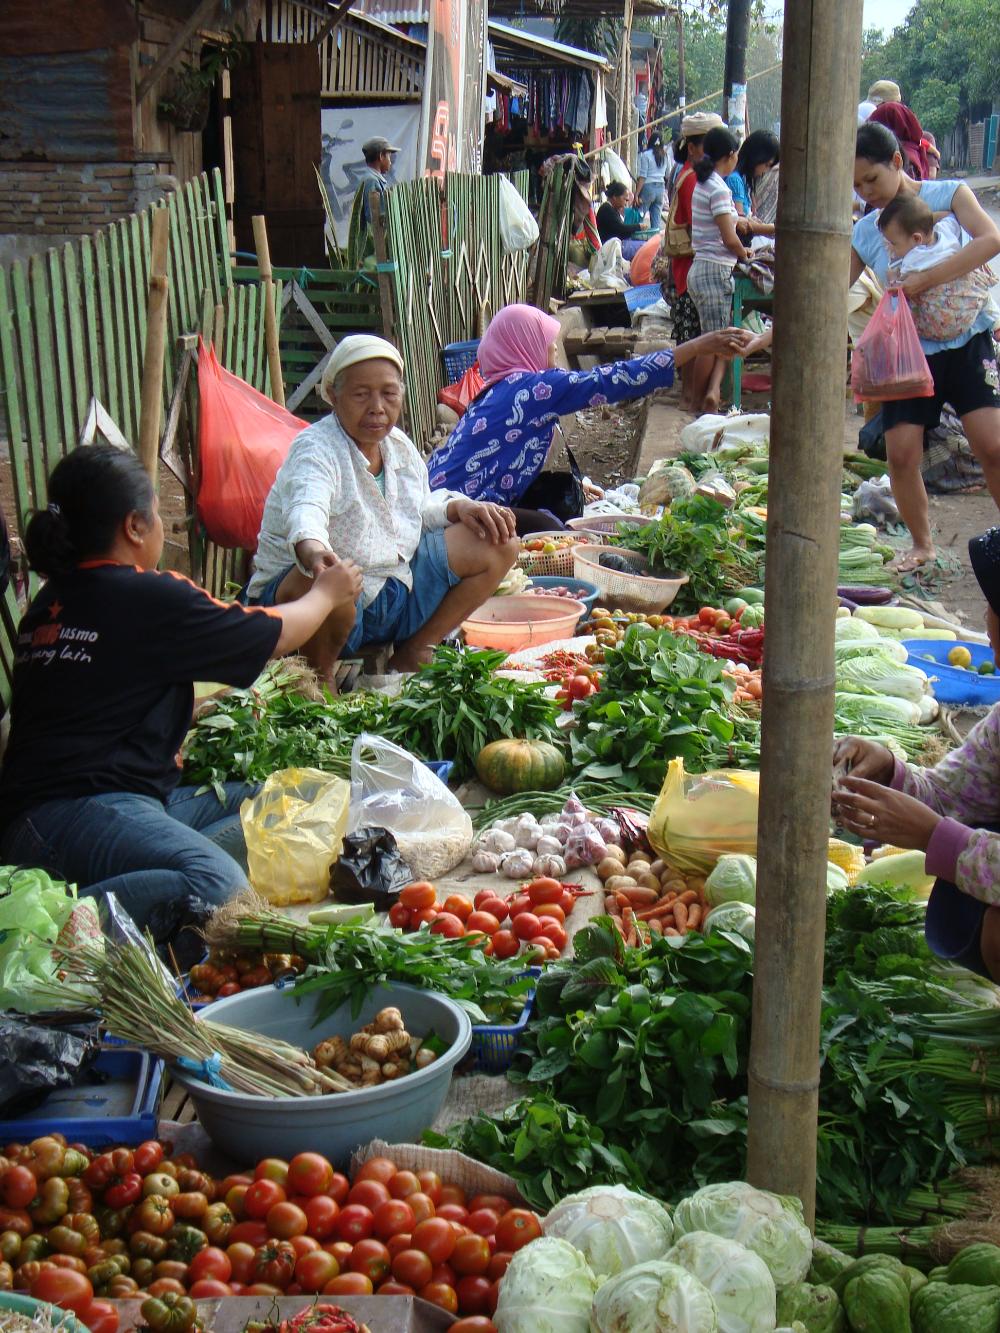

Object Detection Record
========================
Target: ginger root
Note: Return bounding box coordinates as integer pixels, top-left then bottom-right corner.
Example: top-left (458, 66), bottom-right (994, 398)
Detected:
top-left (314, 1008), bottom-right (420, 1091)
top-left (350, 1028), bottom-right (410, 1062)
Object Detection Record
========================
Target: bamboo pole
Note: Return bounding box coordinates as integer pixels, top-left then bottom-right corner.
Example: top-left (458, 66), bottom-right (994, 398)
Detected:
top-left (745, 0), bottom-right (864, 1228)
top-left (252, 215), bottom-right (285, 407)
top-left (137, 207), bottom-right (170, 483)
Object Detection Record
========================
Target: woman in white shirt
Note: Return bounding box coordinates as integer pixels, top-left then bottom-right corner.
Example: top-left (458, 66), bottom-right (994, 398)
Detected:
top-left (687, 127), bottom-right (752, 414)
top-left (245, 336), bottom-right (518, 681)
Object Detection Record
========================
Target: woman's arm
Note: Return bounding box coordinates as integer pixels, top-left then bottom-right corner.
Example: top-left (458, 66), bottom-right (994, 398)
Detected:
top-left (271, 562), bottom-right (362, 655)
top-left (715, 211), bottom-right (752, 261)
top-left (900, 183), bottom-right (1000, 296)
top-left (849, 248), bottom-right (866, 286)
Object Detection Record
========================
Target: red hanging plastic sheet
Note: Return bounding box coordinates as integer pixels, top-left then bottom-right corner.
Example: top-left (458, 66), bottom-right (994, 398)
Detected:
top-left (437, 362), bottom-right (485, 416)
top-left (196, 340), bottom-right (308, 550)
top-left (851, 288), bottom-right (935, 403)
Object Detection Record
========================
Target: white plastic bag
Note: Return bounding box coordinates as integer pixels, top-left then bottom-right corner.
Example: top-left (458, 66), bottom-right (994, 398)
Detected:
top-left (678, 412), bottom-right (771, 454)
top-left (586, 238), bottom-right (630, 291)
top-left (348, 734), bottom-right (473, 880)
top-left (498, 177), bottom-right (539, 253)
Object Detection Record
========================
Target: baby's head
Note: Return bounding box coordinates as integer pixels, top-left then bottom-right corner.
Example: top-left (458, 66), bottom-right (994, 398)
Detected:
top-left (877, 192), bottom-right (934, 259)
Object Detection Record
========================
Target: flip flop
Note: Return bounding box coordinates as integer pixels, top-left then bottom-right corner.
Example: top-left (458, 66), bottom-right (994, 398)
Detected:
top-left (890, 551), bottom-right (934, 575)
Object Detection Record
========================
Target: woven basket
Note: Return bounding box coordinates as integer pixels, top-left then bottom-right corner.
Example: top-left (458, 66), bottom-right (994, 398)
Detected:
top-left (567, 513), bottom-right (653, 538)
top-left (573, 544), bottom-right (688, 614)
top-left (516, 532), bottom-right (589, 578)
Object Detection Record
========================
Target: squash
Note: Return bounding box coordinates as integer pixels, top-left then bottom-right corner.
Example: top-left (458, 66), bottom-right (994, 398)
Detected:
top-left (902, 1266), bottom-right (928, 1297)
top-left (945, 1243), bottom-right (1000, 1288)
top-left (831, 1254), bottom-right (904, 1298)
top-left (911, 1280), bottom-right (1000, 1333)
top-left (809, 1241), bottom-right (854, 1287)
top-left (842, 1267), bottom-right (912, 1332)
top-left (775, 1281), bottom-right (847, 1332)
top-left (475, 739), bottom-right (567, 795)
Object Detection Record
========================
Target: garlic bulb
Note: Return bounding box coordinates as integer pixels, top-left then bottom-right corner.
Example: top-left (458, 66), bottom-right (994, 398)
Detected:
top-left (532, 853), bottom-right (567, 878)
top-left (534, 834), bottom-right (563, 858)
top-left (500, 848), bottom-right (535, 879)
top-left (472, 849), bottom-right (502, 873)
top-left (478, 827), bottom-right (516, 854)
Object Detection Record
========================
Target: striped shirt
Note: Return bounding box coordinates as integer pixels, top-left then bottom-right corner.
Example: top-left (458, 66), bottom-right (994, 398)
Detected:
top-left (691, 171), bottom-right (738, 266)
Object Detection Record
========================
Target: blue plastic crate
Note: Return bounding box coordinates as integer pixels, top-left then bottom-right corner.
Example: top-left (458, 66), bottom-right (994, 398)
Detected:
top-left (442, 339), bottom-right (481, 384)
top-left (470, 968), bottom-right (541, 1075)
top-left (0, 1048), bottom-right (162, 1147)
top-left (624, 282), bottom-right (665, 312)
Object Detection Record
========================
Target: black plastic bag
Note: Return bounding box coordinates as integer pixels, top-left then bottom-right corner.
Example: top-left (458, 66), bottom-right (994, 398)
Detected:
top-left (329, 827), bottom-right (413, 911)
top-left (0, 1016), bottom-right (100, 1115)
top-left (520, 444), bottom-right (585, 521)
top-left (146, 894), bottom-right (216, 972)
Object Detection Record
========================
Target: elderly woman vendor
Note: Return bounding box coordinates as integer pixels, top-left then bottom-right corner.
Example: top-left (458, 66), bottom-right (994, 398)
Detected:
top-left (245, 335), bottom-right (518, 679)
top-left (833, 528), bottom-right (1000, 982)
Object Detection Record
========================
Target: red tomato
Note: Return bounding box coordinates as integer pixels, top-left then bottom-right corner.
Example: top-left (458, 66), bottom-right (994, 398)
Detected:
top-left (372, 1199), bottom-right (415, 1241)
top-left (296, 1247), bottom-right (338, 1290)
top-left (567, 674), bottom-right (596, 700)
top-left (354, 1156), bottom-right (398, 1186)
top-left (420, 1282), bottom-right (459, 1314)
top-left (451, 1320), bottom-right (498, 1333)
top-left (30, 1268), bottom-right (94, 1315)
top-left (507, 895), bottom-right (532, 918)
top-left (441, 895), bottom-right (473, 922)
top-left (474, 889), bottom-right (503, 911)
top-left (303, 1194), bottom-right (340, 1240)
top-left (535, 922), bottom-right (567, 953)
top-left (391, 1248), bottom-right (433, 1289)
top-left (328, 1173), bottom-right (350, 1206)
top-left (266, 1201), bottom-right (308, 1239)
top-left (226, 1184), bottom-right (250, 1219)
top-left (465, 1208), bottom-right (500, 1237)
top-left (386, 1233), bottom-right (412, 1259)
top-left (399, 881), bottom-right (437, 911)
top-left (228, 1220), bottom-right (270, 1248)
top-left (290, 1236), bottom-right (319, 1259)
top-left (347, 1238), bottom-right (390, 1284)
top-left (452, 1234), bottom-right (490, 1275)
top-left (558, 890), bottom-right (576, 916)
top-left (477, 897), bottom-right (509, 923)
top-left (287, 1153), bottom-right (334, 1199)
top-left (512, 913), bottom-right (545, 941)
top-left (219, 1173), bottom-right (254, 1195)
top-left (407, 1192), bottom-right (436, 1223)
top-left (411, 907), bottom-right (439, 927)
top-left (469, 1195), bottom-right (511, 1216)
top-left (377, 1280), bottom-right (416, 1295)
top-left (254, 1158), bottom-right (290, 1187)
top-left (334, 1205), bottom-right (374, 1244)
top-left (491, 930), bottom-right (519, 960)
top-left (436, 1203), bottom-right (468, 1224)
top-left (244, 1178), bottom-right (286, 1219)
top-left (324, 1241), bottom-right (353, 1266)
top-left (387, 903), bottom-right (411, 930)
top-left (80, 1299), bottom-right (119, 1333)
top-left (0, 1167), bottom-right (37, 1210)
top-left (487, 1251), bottom-right (513, 1281)
top-left (416, 1172), bottom-right (442, 1205)
top-left (429, 912), bottom-right (465, 939)
top-left (347, 1179), bottom-right (390, 1212)
top-left (216, 982), bottom-right (241, 998)
top-left (145, 1279), bottom-right (187, 1298)
top-left (456, 1274), bottom-right (493, 1315)
top-left (525, 878), bottom-right (563, 905)
top-left (245, 1283), bottom-right (282, 1296)
top-left (495, 1209), bottom-right (542, 1252)
top-left (188, 1279), bottom-right (234, 1299)
top-left (188, 1247), bottom-right (232, 1284)
top-left (226, 1242), bottom-right (257, 1285)
top-left (323, 1272), bottom-right (373, 1296)
top-left (411, 1217), bottom-right (456, 1264)
top-left (487, 1278), bottom-right (502, 1315)
top-left (465, 911), bottom-right (501, 936)
top-left (388, 1171), bottom-right (420, 1200)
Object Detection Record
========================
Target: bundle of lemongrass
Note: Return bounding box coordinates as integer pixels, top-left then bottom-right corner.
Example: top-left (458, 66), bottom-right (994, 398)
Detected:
top-left (52, 937), bottom-right (352, 1097)
top-left (203, 891), bottom-right (334, 961)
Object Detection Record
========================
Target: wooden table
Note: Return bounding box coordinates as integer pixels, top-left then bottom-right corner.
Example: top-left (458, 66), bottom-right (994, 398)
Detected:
top-left (731, 274), bottom-right (774, 409)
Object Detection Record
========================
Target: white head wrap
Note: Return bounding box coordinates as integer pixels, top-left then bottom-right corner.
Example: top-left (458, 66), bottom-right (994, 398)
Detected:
top-left (857, 100), bottom-right (877, 124)
top-left (320, 335), bottom-right (405, 405)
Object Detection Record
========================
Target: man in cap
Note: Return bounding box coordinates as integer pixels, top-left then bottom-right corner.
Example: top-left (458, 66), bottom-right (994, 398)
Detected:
top-left (357, 136), bottom-right (401, 226)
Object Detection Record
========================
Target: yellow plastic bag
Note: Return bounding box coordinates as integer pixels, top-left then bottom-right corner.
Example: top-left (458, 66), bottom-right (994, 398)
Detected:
top-left (241, 767), bottom-right (350, 905)
top-left (648, 758), bottom-right (760, 873)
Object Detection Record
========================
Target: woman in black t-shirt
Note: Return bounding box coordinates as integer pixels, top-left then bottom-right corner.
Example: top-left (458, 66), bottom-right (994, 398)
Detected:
top-left (0, 446), bottom-right (362, 929)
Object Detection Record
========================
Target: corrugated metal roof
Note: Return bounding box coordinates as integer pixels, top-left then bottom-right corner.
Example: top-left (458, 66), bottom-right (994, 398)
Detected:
top-left (0, 48), bottom-right (134, 160)
top-left (353, 0), bottom-right (428, 25)
top-left (488, 19), bottom-right (608, 68)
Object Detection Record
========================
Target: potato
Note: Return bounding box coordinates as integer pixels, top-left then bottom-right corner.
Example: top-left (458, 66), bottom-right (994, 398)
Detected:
top-left (649, 859), bottom-right (666, 878)
top-left (635, 871), bottom-right (661, 891)
top-left (597, 856), bottom-right (626, 882)
top-left (604, 844), bottom-right (627, 864)
top-left (627, 859), bottom-right (651, 876)
top-left (605, 875), bottom-right (639, 894)
top-left (663, 876), bottom-right (686, 893)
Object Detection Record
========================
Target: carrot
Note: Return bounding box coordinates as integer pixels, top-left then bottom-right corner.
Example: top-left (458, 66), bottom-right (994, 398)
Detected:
top-left (616, 886), bottom-right (660, 907)
top-left (674, 901), bottom-right (689, 933)
top-left (687, 904), bottom-right (702, 930)
top-left (636, 902), bottom-right (676, 922)
top-left (664, 927), bottom-right (681, 937)
top-left (660, 890), bottom-right (678, 905)
top-left (648, 919), bottom-right (664, 936)
top-left (678, 889), bottom-right (699, 905)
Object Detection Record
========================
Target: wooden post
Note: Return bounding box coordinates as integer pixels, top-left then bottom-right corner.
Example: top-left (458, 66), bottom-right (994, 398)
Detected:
top-left (744, 0), bottom-right (864, 1228)
top-left (252, 214), bottom-right (285, 407)
top-left (369, 193), bottom-right (398, 346)
top-left (137, 207), bottom-right (171, 483)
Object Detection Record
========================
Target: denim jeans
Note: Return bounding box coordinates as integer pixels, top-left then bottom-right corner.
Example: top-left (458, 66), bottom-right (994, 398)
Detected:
top-left (639, 182), bottom-right (664, 232)
top-left (0, 783), bottom-right (258, 930)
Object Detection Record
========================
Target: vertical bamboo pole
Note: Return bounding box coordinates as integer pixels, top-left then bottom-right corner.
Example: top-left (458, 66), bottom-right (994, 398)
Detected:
top-left (252, 214), bottom-right (285, 407)
top-left (744, 0), bottom-right (864, 1228)
top-left (137, 207), bottom-right (170, 483)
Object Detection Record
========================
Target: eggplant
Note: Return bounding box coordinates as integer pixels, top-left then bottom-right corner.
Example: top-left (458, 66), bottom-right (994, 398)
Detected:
top-left (837, 584), bottom-right (894, 605)
top-left (599, 552), bottom-right (638, 572)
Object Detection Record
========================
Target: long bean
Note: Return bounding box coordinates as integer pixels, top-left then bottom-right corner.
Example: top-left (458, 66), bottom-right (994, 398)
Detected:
top-left (470, 783), bottom-right (657, 830)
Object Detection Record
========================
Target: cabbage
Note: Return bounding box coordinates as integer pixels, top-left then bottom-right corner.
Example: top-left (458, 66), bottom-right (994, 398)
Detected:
top-left (672, 1182), bottom-right (812, 1287)
top-left (590, 1259), bottom-right (719, 1332)
top-left (833, 638), bottom-right (908, 664)
top-left (542, 1185), bottom-right (673, 1278)
top-left (704, 902), bottom-right (756, 944)
top-left (826, 864), bottom-right (849, 896)
top-left (836, 655), bottom-right (928, 703)
top-left (494, 1236), bottom-right (597, 1332)
top-left (666, 1232), bottom-right (776, 1333)
top-left (705, 854), bottom-right (757, 908)
top-left (834, 617), bottom-right (880, 642)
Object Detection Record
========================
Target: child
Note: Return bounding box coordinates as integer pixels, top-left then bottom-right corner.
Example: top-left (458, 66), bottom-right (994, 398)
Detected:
top-left (877, 192), bottom-right (993, 344)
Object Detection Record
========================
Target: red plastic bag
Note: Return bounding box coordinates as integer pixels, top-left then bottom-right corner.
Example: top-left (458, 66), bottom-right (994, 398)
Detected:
top-left (196, 340), bottom-right (308, 550)
top-left (851, 288), bottom-right (935, 402)
top-left (437, 362), bottom-right (485, 417)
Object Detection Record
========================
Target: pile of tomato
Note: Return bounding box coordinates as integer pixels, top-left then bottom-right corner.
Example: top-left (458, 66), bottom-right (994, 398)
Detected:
top-left (186, 951), bottom-right (306, 1004)
top-left (388, 877), bottom-right (585, 959)
top-left (0, 1137), bottom-right (538, 1331)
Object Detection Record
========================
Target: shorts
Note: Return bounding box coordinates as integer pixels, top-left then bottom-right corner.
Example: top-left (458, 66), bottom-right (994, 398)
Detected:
top-left (687, 259), bottom-right (735, 333)
top-left (671, 290), bottom-right (701, 345)
top-left (244, 528), bottom-right (460, 653)
top-left (924, 820), bottom-right (1000, 980)
top-left (881, 330), bottom-right (1000, 432)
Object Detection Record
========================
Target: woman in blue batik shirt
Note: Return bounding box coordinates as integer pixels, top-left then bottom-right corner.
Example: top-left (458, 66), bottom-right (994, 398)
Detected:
top-left (426, 305), bottom-right (748, 522)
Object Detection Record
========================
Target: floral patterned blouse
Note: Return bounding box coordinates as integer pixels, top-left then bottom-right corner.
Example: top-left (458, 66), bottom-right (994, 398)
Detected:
top-left (426, 351), bottom-right (676, 505)
top-left (892, 707), bottom-right (1000, 900)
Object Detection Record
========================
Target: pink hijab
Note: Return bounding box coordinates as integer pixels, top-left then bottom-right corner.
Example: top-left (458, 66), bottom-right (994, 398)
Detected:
top-left (477, 304), bottom-right (562, 387)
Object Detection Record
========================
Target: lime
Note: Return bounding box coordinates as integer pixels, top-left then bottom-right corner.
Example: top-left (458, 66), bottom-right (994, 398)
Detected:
top-left (948, 646), bottom-right (973, 669)
top-left (978, 661), bottom-right (996, 676)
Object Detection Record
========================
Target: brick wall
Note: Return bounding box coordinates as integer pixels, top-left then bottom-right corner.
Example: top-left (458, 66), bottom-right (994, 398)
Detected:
top-left (0, 161), bottom-right (166, 241)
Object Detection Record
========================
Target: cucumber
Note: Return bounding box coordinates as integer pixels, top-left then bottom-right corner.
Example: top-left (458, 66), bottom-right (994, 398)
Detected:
top-left (308, 902), bottom-right (377, 926)
top-left (737, 587), bottom-right (765, 605)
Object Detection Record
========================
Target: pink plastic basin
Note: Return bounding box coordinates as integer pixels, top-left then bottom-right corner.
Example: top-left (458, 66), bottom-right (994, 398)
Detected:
top-left (462, 594), bottom-right (586, 651)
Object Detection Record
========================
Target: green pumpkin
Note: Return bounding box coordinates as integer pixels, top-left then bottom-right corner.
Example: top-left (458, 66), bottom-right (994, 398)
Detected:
top-left (946, 1243), bottom-right (1000, 1288)
top-left (842, 1267), bottom-right (912, 1332)
top-left (475, 739), bottom-right (567, 794)
top-left (911, 1280), bottom-right (1000, 1333)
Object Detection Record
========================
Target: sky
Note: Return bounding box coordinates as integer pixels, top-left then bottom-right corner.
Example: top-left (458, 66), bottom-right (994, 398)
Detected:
top-left (862, 0), bottom-right (914, 33)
